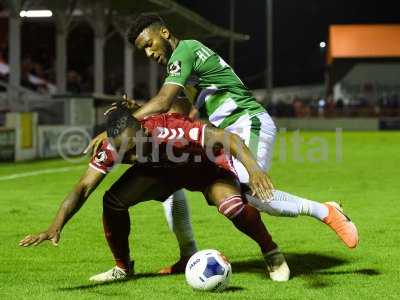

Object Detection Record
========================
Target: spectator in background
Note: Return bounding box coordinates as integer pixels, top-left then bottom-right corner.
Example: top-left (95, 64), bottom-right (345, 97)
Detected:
top-left (293, 96), bottom-right (311, 118)
top-left (21, 56), bottom-right (37, 90)
top-left (67, 70), bottom-right (82, 94)
top-left (324, 94), bottom-right (336, 118)
top-left (32, 62), bottom-right (45, 79)
top-left (0, 50), bottom-right (7, 75)
top-left (0, 29), bottom-right (7, 62)
top-left (0, 50), bottom-right (6, 91)
top-left (361, 82), bottom-right (377, 105)
top-left (105, 71), bottom-right (124, 95)
top-left (357, 82), bottom-right (378, 117)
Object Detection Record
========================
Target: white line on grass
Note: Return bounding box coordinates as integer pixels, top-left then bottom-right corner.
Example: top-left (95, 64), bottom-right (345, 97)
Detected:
top-left (0, 166), bottom-right (85, 181)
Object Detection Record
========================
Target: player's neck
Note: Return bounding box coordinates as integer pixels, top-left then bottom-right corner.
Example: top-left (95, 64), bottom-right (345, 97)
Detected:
top-left (170, 37), bottom-right (180, 51)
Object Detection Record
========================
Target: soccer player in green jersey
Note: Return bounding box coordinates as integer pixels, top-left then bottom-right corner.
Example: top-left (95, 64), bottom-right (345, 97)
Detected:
top-left (127, 13), bottom-right (358, 251)
top-left (88, 13), bottom-right (359, 281)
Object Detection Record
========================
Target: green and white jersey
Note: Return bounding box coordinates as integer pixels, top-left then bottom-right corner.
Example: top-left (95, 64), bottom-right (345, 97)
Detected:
top-left (164, 40), bottom-right (266, 129)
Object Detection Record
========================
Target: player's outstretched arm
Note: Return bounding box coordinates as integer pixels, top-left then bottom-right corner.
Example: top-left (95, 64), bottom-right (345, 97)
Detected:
top-left (19, 167), bottom-right (105, 247)
top-left (204, 126), bottom-right (274, 201)
top-left (133, 83), bottom-right (182, 120)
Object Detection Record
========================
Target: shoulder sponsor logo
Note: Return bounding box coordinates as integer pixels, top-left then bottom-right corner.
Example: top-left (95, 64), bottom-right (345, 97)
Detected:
top-left (168, 60), bottom-right (181, 76)
top-left (95, 151), bottom-right (107, 163)
top-left (156, 127), bottom-right (185, 139)
top-left (156, 127), bottom-right (169, 139)
top-left (195, 47), bottom-right (213, 62)
top-left (168, 128), bottom-right (185, 139)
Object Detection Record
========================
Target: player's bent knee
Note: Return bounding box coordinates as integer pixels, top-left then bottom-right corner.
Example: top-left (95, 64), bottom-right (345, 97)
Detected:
top-left (103, 190), bottom-right (129, 211)
top-left (217, 195), bottom-right (244, 219)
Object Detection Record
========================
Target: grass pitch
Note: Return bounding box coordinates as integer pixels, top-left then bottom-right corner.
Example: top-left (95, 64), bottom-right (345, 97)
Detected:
top-left (1, 131), bottom-right (399, 299)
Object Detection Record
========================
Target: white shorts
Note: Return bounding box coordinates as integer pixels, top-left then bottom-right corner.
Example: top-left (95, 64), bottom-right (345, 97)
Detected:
top-left (224, 112), bottom-right (276, 183)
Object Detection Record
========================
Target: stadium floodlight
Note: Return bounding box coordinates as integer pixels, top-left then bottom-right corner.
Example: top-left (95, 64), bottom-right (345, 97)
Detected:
top-left (20, 10), bottom-right (53, 18)
top-left (319, 41), bottom-right (327, 48)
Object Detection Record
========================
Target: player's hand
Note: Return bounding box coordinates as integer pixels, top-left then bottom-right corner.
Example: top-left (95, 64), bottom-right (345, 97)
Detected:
top-left (189, 106), bottom-right (200, 119)
top-left (19, 230), bottom-right (60, 247)
top-left (249, 170), bottom-right (274, 202)
top-left (104, 94), bottom-right (138, 116)
top-left (83, 131), bottom-right (107, 157)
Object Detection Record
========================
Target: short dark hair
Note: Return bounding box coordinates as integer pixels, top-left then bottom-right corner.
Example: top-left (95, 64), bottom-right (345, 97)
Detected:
top-left (126, 14), bottom-right (165, 44)
top-left (106, 106), bottom-right (141, 139)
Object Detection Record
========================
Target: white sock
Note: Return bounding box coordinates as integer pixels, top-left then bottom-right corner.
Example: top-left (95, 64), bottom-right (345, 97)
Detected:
top-left (163, 190), bottom-right (197, 257)
top-left (246, 190), bottom-right (329, 221)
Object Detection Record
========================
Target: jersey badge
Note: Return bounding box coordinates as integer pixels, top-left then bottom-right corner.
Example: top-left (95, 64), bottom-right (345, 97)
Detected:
top-left (95, 151), bottom-right (107, 164)
top-left (168, 60), bottom-right (181, 76)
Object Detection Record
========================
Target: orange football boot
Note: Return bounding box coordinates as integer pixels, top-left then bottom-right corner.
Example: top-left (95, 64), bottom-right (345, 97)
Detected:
top-left (323, 202), bottom-right (359, 248)
top-left (158, 255), bottom-right (191, 275)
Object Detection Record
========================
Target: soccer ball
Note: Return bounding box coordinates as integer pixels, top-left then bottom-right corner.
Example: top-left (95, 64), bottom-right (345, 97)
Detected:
top-left (185, 249), bottom-right (232, 292)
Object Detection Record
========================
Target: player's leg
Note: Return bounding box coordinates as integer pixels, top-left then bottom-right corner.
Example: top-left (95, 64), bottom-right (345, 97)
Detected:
top-left (90, 165), bottom-right (174, 283)
top-left (247, 113), bottom-right (330, 220)
top-left (247, 192), bottom-right (358, 248)
top-left (225, 114), bottom-right (325, 219)
top-left (251, 113), bottom-right (357, 247)
top-left (226, 112), bottom-right (329, 219)
top-left (227, 113), bottom-right (358, 247)
top-left (160, 99), bottom-right (198, 272)
top-left (203, 175), bottom-right (290, 282)
top-left (160, 190), bottom-right (197, 274)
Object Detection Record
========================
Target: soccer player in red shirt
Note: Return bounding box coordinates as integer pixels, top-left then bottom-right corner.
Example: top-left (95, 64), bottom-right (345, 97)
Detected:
top-left (20, 107), bottom-right (287, 282)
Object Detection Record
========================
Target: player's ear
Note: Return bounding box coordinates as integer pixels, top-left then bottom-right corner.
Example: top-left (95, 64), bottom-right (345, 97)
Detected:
top-left (160, 27), bottom-right (170, 40)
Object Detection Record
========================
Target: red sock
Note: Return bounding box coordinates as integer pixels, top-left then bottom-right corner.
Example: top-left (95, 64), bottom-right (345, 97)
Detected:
top-left (102, 207), bottom-right (131, 272)
top-left (231, 204), bottom-right (277, 253)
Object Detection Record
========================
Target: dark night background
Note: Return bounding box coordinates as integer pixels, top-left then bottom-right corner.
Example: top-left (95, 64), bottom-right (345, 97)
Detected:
top-left (176, 0), bottom-right (400, 88)
top-left (0, 0), bottom-right (399, 90)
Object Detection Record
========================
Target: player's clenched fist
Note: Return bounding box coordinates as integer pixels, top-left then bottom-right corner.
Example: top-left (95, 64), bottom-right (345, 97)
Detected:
top-left (19, 230), bottom-right (60, 247)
